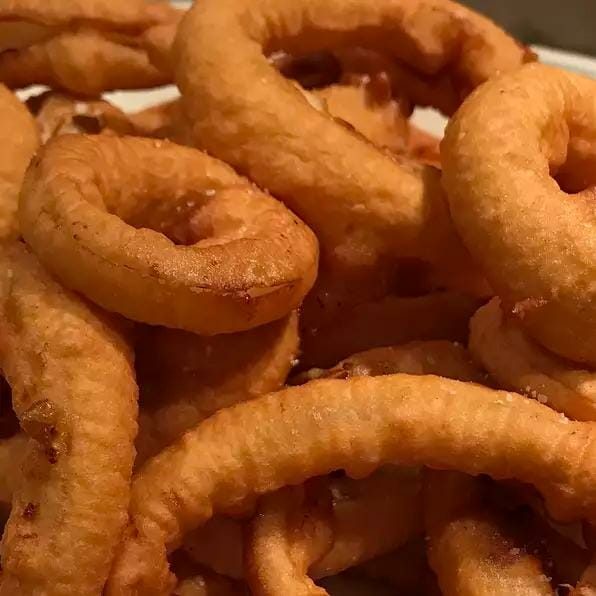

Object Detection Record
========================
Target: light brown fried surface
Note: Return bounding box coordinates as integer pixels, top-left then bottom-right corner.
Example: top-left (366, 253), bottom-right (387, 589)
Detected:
top-left (0, 84), bottom-right (38, 240)
top-left (175, 0), bottom-right (529, 315)
top-left (426, 471), bottom-right (554, 596)
top-left (0, 243), bottom-right (137, 596)
top-left (136, 312), bottom-right (299, 462)
top-left (442, 63), bottom-right (596, 367)
top-left (107, 375), bottom-right (596, 594)
top-left (470, 298), bottom-right (596, 421)
top-left (20, 135), bottom-right (318, 334)
top-left (246, 467), bottom-right (422, 595)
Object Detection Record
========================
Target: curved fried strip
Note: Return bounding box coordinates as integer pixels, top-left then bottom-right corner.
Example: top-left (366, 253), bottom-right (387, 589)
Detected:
top-left (175, 0), bottom-right (528, 297)
top-left (0, 0), bottom-right (168, 29)
top-left (300, 291), bottom-right (479, 369)
top-left (0, 29), bottom-right (169, 95)
top-left (129, 99), bottom-right (191, 145)
top-left (0, 433), bottom-right (27, 506)
top-left (136, 312), bottom-right (299, 463)
top-left (107, 374), bottom-right (596, 595)
top-left (470, 298), bottom-right (596, 421)
top-left (293, 341), bottom-right (484, 385)
top-left (442, 63), bottom-right (596, 367)
top-left (426, 470), bottom-right (554, 595)
top-left (174, 573), bottom-right (246, 596)
top-left (0, 243), bottom-right (137, 596)
top-left (28, 91), bottom-right (135, 143)
top-left (20, 135), bottom-right (318, 334)
top-left (0, 84), bottom-right (38, 240)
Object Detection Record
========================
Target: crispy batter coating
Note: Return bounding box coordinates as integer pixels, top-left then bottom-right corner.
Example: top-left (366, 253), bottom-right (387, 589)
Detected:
top-left (136, 312), bottom-right (299, 462)
top-left (426, 471), bottom-right (554, 596)
top-left (0, 84), bottom-right (38, 240)
top-left (20, 135), bottom-right (318, 334)
top-left (107, 374), bottom-right (596, 594)
top-left (470, 298), bottom-right (596, 421)
top-left (442, 63), bottom-right (596, 366)
top-left (0, 243), bottom-right (137, 596)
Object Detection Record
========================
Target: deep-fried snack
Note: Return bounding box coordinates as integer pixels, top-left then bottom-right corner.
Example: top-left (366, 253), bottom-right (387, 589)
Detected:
top-left (293, 340), bottom-right (484, 385)
top-left (136, 312), bottom-right (299, 462)
top-left (0, 84), bottom-right (38, 240)
top-left (175, 0), bottom-right (530, 318)
top-left (174, 574), bottom-right (246, 596)
top-left (20, 135), bottom-right (318, 334)
top-left (442, 63), bottom-right (596, 366)
top-left (28, 90), bottom-right (135, 142)
top-left (0, 243), bottom-right (137, 596)
top-left (0, 433), bottom-right (27, 507)
top-left (0, 29), bottom-right (169, 95)
top-left (106, 374), bottom-right (596, 594)
top-left (406, 124), bottom-right (441, 167)
top-left (245, 467), bottom-right (422, 595)
top-left (470, 298), bottom-right (596, 421)
top-left (129, 98), bottom-right (193, 145)
top-left (300, 291), bottom-right (479, 369)
top-left (426, 471), bottom-right (554, 595)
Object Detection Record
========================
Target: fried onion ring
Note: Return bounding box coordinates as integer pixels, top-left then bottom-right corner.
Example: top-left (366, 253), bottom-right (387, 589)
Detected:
top-left (20, 135), bottom-right (318, 334)
top-left (136, 312), bottom-right (299, 462)
top-left (0, 242), bottom-right (137, 595)
top-left (442, 63), bottom-right (596, 366)
top-left (107, 375), bottom-right (596, 594)
top-left (245, 467), bottom-right (422, 595)
top-left (175, 0), bottom-right (530, 308)
top-left (0, 84), bottom-right (38, 240)
top-left (426, 471), bottom-right (554, 596)
top-left (470, 298), bottom-right (596, 421)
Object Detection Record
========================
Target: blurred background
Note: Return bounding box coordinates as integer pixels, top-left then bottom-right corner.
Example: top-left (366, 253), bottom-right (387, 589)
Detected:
top-left (461, 0), bottom-right (596, 57)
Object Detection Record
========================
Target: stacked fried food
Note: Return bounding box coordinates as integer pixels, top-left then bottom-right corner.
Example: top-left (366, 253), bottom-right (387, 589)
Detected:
top-left (0, 1), bottom-right (594, 595)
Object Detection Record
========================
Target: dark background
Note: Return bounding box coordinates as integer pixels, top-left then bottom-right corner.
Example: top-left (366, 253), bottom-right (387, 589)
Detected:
top-left (461, 0), bottom-right (596, 56)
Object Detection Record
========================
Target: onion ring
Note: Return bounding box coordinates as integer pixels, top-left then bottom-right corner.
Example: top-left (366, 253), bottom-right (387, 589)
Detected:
top-left (0, 242), bottom-right (137, 595)
top-left (28, 91), bottom-right (135, 142)
top-left (0, 84), bottom-right (39, 240)
top-left (128, 98), bottom-right (191, 145)
top-left (19, 135), bottom-right (318, 334)
top-left (136, 312), bottom-right (299, 463)
top-left (175, 0), bottom-right (530, 312)
top-left (426, 470), bottom-right (554, 596)
top-left (0, 29), bottom-right (169, 95)
top-left (245, 467), bottom-right (422, 595)
top-left (442, 63), bottom-right (596, 366)
top-left (106, 374), bottom-right (596, 594)
top-left (470, 298), bottom-right (596, 421)
top-left (299, 291), bottom-right (479, 369)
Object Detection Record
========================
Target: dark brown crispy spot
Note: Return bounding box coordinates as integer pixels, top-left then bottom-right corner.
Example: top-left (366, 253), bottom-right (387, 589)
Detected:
top-left (20, 399), bottom-right (66, 463)
top-left (22, 503), bottom-right (37, 520)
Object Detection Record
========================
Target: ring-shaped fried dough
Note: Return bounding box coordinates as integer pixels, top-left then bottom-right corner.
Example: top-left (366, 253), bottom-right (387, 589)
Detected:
top-left (107, 375), bottom-right (596, 594)
top-left (19, 135), bottom-right (318, 334)
top-left (470, 298), bottom-right (596, 422)
top-left (442, 63), bottom-right (596, 366)
top-left (0, 29), bottom-right (169, 95)
top-left (0, 243), bottom-right (137, 596)
top-left (0, 84), bottom-right (38, 240)
top-left (175, 0), bottom-right (530, 288)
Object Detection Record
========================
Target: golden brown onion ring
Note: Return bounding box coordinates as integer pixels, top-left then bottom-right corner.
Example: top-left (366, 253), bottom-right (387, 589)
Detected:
top-left (245, 467), bottom-right (422, 595)
top-left (470, 298), bottom-right (596, 421)
top-left (107, 375), bottom-right (596, 594)
top-left (20, 135), bottom-right (318, 334)
top-left (0, 84), bottom-right (38, 240)
top-left (426, 471), bottom-right (555, 596)
top-left (0, 29), bottom-right (169, 95)
top-left (0, 243), bottom-right (137, 595)
top-left (299, 291), bottom-right (479, 369)
top-left (442, 63), bottom-right (596, 366)
top-left (28, 91), bottom-right (135, 142)
top-left (175, 0), bottom-right (530, 300)
top-left (136, 312), bottom-right (299, 463)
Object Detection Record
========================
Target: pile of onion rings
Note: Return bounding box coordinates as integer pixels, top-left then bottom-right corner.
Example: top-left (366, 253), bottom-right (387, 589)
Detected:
top-left (0, 0), bottom-right (594, 595)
